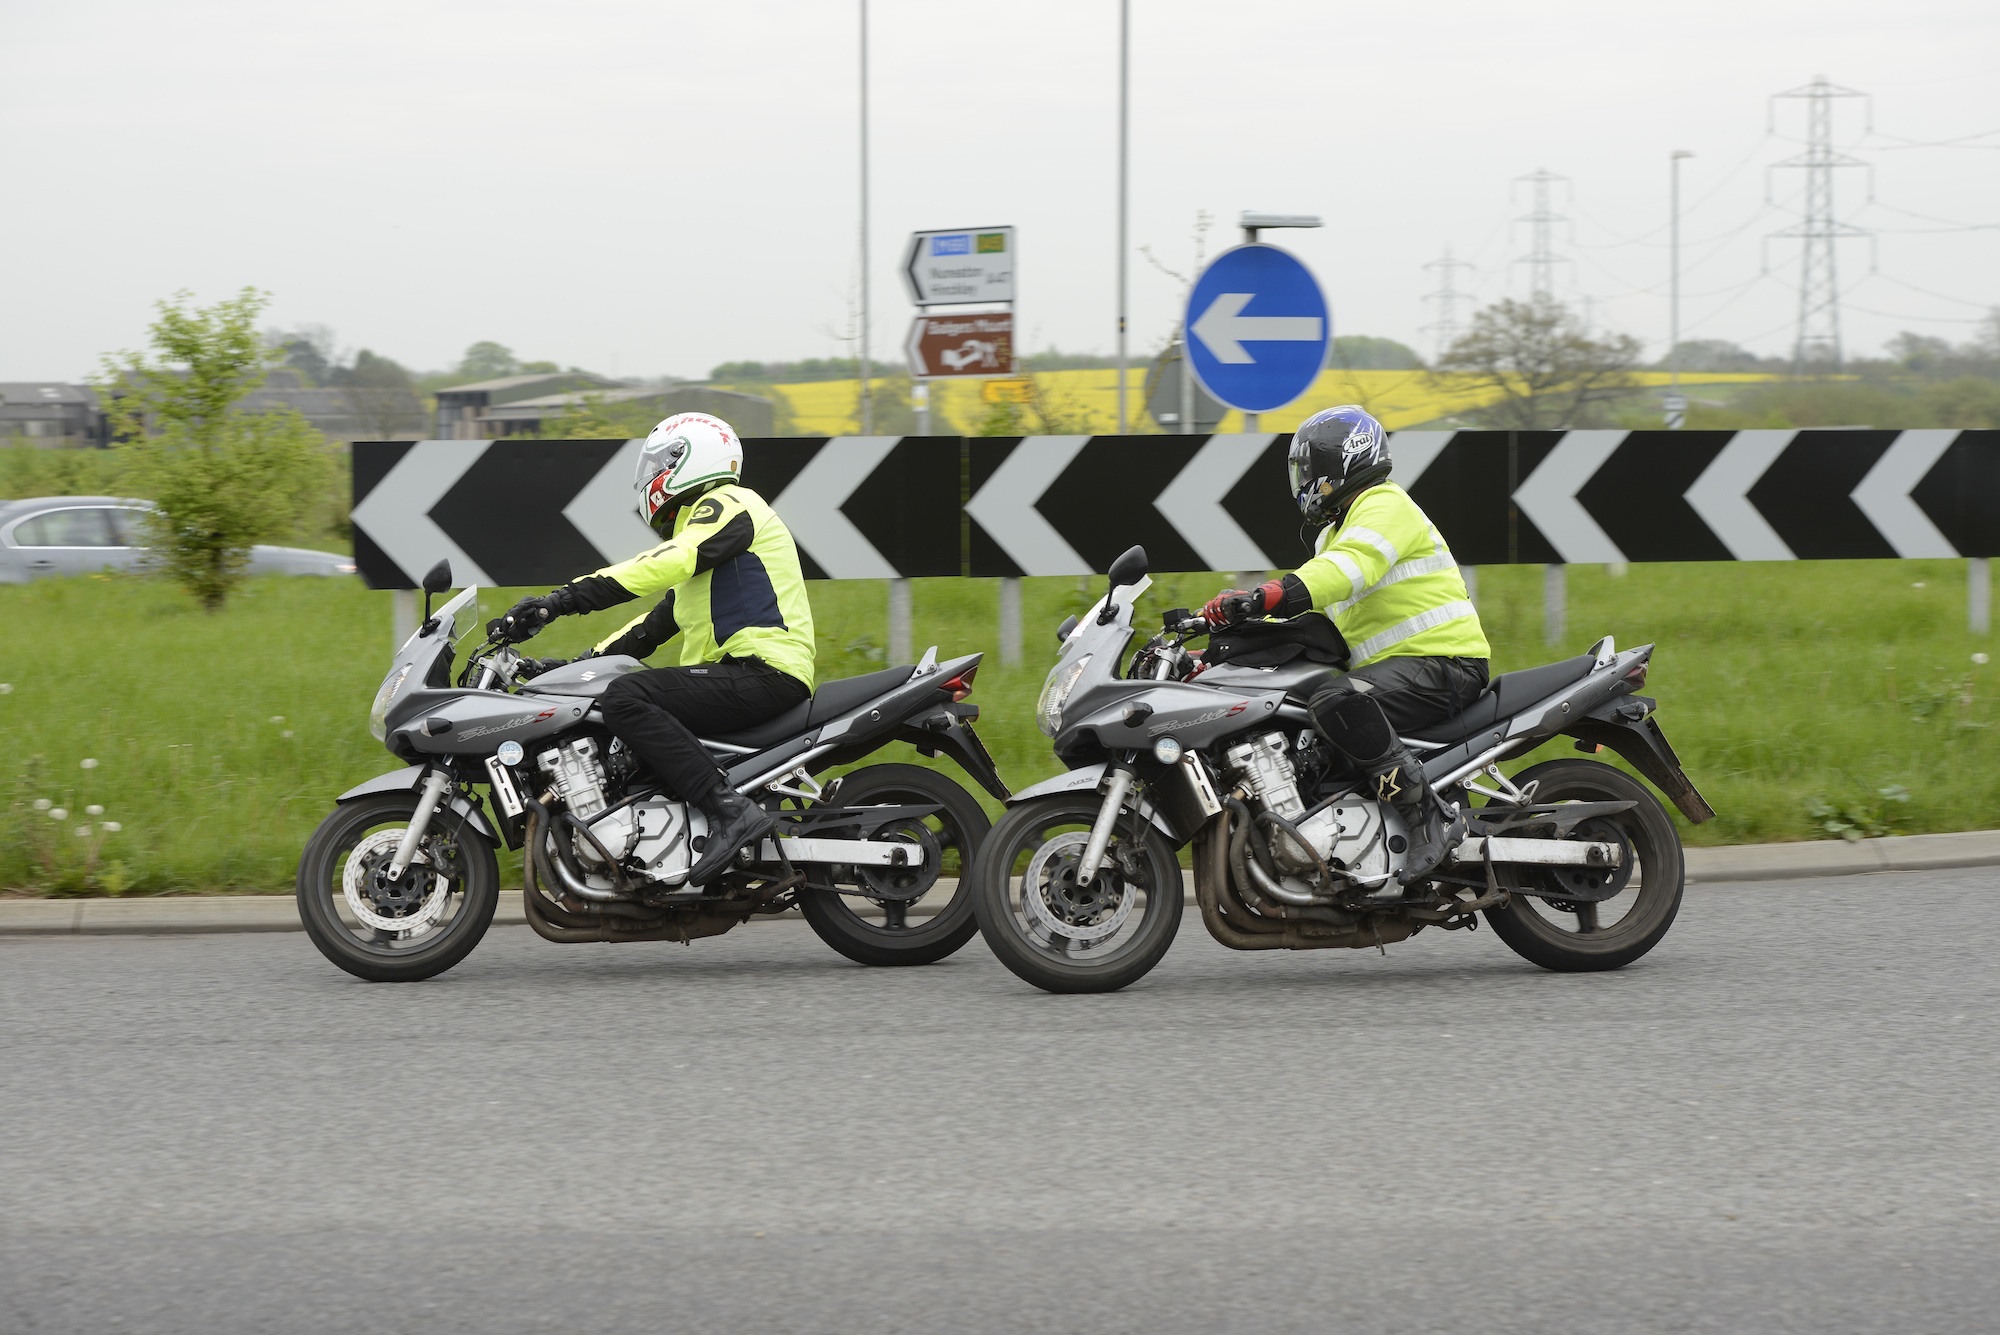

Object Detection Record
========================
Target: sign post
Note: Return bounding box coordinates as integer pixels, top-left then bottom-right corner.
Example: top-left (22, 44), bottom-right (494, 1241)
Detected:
top-left (904, 224), bottom-right (1019, 659)
top-left (1183, 243), bottom-right (1330, 429)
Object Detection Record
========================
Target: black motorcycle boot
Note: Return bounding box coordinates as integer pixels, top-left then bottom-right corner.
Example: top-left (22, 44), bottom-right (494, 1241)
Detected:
top-left (688, 782), bottom-right (777, 887)
top-left (1358, 744), bottom-right (1465, 889)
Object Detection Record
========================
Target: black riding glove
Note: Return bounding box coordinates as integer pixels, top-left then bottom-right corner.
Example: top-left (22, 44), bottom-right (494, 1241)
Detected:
top-left (489, 593), bottom-right (565, 643)
top-left (518, 656), bottom-right (568, 679)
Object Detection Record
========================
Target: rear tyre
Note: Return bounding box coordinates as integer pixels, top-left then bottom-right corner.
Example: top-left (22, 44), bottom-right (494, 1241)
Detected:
top-left (296, 792), bottom-right (499, 982)
top-left (970, 793), bottom-right (1183, 994)
top-left (798, 763), bottom-right (990, 967)
top-left (1481, 759), bottom-right (1683, 973)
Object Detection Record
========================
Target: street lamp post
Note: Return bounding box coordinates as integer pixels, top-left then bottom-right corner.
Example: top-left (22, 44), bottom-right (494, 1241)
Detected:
top-left (1115, 0), bottom-right (1129, 435)
top-left (1667, 149), bottom-right (1694, 429)
top-left (859, 0), bottom-right (873, 435)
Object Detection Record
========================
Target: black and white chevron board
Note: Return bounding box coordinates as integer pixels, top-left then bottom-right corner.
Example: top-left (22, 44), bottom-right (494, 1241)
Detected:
top-left (350, 430), bottom-right (2000, 589)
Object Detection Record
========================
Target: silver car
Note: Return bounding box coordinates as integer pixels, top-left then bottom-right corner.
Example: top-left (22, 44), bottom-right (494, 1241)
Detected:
top-left (0, 496), bottom-right (356, 582)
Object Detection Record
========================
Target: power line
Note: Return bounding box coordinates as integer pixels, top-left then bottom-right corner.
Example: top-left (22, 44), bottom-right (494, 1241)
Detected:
top-left (1768, 75), bottom-right (1873, 370)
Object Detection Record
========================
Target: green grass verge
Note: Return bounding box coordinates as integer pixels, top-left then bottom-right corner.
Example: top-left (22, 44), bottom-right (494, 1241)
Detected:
top-left (3, 559), bottom-right (1995, 894)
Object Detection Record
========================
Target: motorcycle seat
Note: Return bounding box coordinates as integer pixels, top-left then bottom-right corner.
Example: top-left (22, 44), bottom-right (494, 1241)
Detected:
top-left (704, 664), bottom-right (917, 750)
top-left (1403, 654), bottom-right (1597, 746)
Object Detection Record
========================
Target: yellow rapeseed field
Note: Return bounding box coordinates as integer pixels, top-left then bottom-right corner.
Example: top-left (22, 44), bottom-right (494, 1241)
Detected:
top-left (776, 369), bottom-right (1774, 436)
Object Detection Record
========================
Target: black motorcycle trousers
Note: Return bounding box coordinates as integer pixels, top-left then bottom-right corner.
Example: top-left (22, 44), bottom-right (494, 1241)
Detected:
top-left (599, 658), bottom-right (809, 800)
top-left (1307, 655), bottom-right (1489, 767)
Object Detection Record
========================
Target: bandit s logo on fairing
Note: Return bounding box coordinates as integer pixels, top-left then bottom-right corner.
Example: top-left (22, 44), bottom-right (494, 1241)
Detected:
top-left (1148, 702), bottom-right (1248, 736)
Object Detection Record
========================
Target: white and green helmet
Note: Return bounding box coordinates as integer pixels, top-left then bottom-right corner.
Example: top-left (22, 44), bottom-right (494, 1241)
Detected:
top-left (635, 413), bottom-right (743, 531)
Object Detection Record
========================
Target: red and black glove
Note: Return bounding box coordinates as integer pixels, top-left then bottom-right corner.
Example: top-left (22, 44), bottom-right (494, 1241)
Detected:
top-left (1202, 580), bottom-right (1286, 628)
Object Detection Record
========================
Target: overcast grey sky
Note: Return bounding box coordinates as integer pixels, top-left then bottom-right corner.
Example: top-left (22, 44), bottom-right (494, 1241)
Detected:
top-left (3, 0), bottom-right (1996, 382)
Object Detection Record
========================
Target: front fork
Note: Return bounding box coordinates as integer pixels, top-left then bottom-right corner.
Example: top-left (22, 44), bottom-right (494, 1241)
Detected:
top-left (384, 768), bottom-right (454, 881)
top-left (1074, 764), bottom-right (1137, 884)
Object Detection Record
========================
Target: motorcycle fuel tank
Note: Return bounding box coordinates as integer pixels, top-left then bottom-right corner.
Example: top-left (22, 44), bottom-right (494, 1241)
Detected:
top-left (389, 689), bottom-right (589, 757)
top-left (1060, 678), bottom-right (1289, 755)
top-left (523, 655), bottom-right (646, 698)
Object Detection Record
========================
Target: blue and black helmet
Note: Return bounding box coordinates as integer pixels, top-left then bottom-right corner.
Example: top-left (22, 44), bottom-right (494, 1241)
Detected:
top-left (1287, 405), bottom-right (1392, 525)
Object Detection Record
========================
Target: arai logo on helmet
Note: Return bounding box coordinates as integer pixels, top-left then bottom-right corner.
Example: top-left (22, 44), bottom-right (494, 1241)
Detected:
top-left (1342, 423), bottom-right (1383, 459)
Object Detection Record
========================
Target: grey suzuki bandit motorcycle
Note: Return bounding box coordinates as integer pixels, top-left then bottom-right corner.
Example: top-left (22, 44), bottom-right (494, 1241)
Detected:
top-left (970, 546), bottom-right (1715, 994)
top-left (298, 561), bottom-right (1007, 982)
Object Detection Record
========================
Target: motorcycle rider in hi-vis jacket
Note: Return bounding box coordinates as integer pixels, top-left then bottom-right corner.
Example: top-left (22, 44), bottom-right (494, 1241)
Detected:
top-left (1203, 405), bottom-right (1490, 889)
top-left (491, 413), bottom-right (816, 886)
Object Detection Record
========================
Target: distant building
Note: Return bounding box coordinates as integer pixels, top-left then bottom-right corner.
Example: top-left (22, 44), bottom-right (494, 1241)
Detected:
top-left (476, 385), bottom-right (776, 438)
top-left (433, 373), bottom-right (619, 438)
top-left (240, 369), bottom-right (428, 442)
top-left (0, 383), bottom-right (107, 447)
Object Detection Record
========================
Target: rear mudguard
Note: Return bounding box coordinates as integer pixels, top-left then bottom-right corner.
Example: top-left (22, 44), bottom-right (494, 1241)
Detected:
top-left (1564, 700), bottom-right (1715, 824)
top-left (1007, 764), bottom-right (1179, 841)
top-left (893, 705), bottom-right (1011, 802)
top-left (335, 766), bottom-right (503, 844)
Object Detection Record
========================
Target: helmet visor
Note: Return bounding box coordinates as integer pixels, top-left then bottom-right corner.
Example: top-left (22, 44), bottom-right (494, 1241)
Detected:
top-left (1286, 436), bottom-right (1316, 500)
top-left (636, 437), bottom-right (690, 524)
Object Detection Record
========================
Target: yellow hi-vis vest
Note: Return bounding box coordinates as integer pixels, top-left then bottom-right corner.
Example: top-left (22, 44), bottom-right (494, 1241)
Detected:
top-left (1292, 482), bottom-right (1489, 668)
top-left (587, 484), bottom-right (817, 689)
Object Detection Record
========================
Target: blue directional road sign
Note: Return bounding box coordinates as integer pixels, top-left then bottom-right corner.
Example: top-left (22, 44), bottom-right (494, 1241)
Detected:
top-left (1183, 243), bottom-right (1329, 413)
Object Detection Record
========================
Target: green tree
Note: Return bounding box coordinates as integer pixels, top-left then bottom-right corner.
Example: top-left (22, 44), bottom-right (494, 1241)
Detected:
top-left (1434, 297), bottom-right (1642, 429)
top-left (456, 341), bottom-right (519, 381)
top-left (98, 289), bottom-right (331, 611)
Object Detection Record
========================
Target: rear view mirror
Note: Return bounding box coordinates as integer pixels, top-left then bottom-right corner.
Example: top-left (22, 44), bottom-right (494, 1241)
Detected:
top-left (421, 560), bottom-right (453, 595)
top-left (1106, 545), bottom-right (1147, 592)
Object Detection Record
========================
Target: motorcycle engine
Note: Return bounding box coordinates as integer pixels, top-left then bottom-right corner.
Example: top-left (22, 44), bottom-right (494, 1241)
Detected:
top-left (1226, 731), bottom-right (1402, 891)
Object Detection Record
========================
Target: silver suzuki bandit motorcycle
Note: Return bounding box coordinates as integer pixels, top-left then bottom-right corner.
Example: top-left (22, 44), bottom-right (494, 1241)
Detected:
top-left (970, 547), bottom-right (1715, 994)
top-left (298, 561), bottom-right (1006, 982)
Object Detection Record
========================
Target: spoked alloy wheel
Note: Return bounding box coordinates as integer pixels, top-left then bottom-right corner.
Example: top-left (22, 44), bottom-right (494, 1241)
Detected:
top-left (970, 793), bottom-right (1183, 994)
top-left (797, 763), bottom-right (990, 967)
top-left (1481, 759), bottom-right (1684, 972)
top-left (296, 792), bottom-right (499, 982)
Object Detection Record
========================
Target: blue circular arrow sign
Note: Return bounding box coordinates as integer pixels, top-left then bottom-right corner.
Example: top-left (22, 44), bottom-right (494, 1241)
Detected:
top-left (1183, 243), bottom-right (1329, 414)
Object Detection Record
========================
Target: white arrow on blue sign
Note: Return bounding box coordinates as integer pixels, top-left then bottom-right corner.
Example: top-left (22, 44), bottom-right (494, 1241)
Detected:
top-left (1184, 243), bottom-right (1330, 414)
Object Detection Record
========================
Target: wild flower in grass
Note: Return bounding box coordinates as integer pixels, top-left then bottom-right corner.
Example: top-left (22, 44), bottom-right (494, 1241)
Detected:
top-left (101, 821), bottom-right (122, 833)
top-left (48, 807), bottom-right (67, 820)
top-left (281, 730), bottom-right (294, 739)
top-left (80, 758), bottom-right (98, 770)
top-left (75, 825), bottom-right (91, 837)
top-left (0, 683), bottom-right (12, 694)
top-left (86, 804), bottom-right (104, 816)
top-left (1976, 653), bottom-right (1991, 667)
top-left (270, 716), bottom-right (285, 725)
top-left (1912, 582), bottom-right (1927, 589)
top-left (33, 798), bottom-right (51, 811)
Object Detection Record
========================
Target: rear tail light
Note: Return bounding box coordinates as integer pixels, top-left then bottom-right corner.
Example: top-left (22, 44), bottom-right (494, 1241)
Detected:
top-left (1622, 662), bottom-right (1649, 690)
top-left (942, 664), bottom-right (978, 702)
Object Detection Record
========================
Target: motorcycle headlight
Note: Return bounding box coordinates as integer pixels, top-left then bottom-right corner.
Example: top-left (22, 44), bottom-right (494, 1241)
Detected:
top-left (1035, 654), bottom-right (1091, 738)
top-left (370, 662), bottom-right (414, 741)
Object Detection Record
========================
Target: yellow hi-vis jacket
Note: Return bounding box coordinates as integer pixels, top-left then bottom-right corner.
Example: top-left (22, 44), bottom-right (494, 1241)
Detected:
top-left (567, 483), bottom-right (817, 690)
top-left (1291, 482), bottom-right (1489, 668)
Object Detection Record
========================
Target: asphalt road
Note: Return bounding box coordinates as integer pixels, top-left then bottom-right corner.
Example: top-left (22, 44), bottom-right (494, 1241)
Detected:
top-left (3, 870), bottom-right (1997, 1335)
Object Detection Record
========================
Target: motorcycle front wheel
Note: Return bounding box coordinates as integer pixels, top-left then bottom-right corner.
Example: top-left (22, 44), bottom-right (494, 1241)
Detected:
top-left (797, 763), bottom-right (990, 967)
top-left (296, 792), bottom-right (499, 982)
top-left (970, 793), bottom-right (1183, 994)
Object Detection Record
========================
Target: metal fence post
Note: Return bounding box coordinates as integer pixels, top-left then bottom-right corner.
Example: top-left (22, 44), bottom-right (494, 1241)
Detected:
top-left (1544, 564), bottom-right (1566, 646)
top-left (888, 578), bottom-right (913, 665)
top-left (393, 588), bottom-right (417, 650)
top-left (999, 577), bottom-right (1023, 666)
top-left (1972, 557), bottom-right (1992, 636)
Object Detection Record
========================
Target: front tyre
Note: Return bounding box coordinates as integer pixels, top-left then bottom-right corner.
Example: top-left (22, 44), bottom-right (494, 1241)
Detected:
top-left (971, 793), bottom-right (1183, 994)
top-left (798, 763), bottom-right (990, 967)
top-left (1482, 758), bottom-right (1684, 973)
top-left (296, 792), bottom-right (499, 982)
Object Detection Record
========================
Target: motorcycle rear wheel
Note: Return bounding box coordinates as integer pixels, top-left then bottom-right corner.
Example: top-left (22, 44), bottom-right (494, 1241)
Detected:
top-left (296, 793), bottom-right (499, 982)
top-left (797, 763), bottom-right (990, 967)
top-left (1481, 758), bottom-right (1683, 972)
top-left (970, 793), bottom-right (1183, 994)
